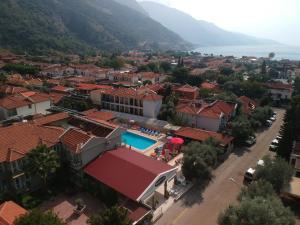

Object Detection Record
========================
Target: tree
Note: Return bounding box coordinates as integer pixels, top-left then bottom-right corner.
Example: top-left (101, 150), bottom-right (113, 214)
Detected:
top-left (14, 210), bottom-right (66, 225)
top-left (218, 196), bottom-right (295, 225)
top-left (231, 116), bottom-right (254, 145)
top-left (238, 180), bottom-right (276, 201)
top-left (0, 72), bottom-right (7, 85)
top-left (261, 60), bottom-right (267, 75)
top-left (88, 206), bottom-right (132, 225)
top-left (277, 96), bottom-right (300, 160)
top-left (182, 142), bottom-right (221, 181)
top-left (142, 80), bottom-right (152, 86)
top-left (26, 145), bottom-right (60, 191)
top-left (250, 106), bottom-right (273, 128)
top-left (269, 52), bottom-right (276, 59)
top-left (219, 67), bottom-right (234, 76)
top-left (255, 156), bottom-right (294, 193)
top-left (294, 77), bottom-right (300, 95)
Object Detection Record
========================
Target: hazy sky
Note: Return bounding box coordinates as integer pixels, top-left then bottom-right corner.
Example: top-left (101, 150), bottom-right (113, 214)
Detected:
top-left (139, 0), bottom-right (300, 46)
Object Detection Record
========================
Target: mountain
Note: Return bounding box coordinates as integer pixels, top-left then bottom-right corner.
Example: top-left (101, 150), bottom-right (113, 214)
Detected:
top-left (114, 0), bottom-right (149, 16)
top-left (140, 1), bottom-right (276, 47)
top-left (0, 0), bottom-right (189, 55)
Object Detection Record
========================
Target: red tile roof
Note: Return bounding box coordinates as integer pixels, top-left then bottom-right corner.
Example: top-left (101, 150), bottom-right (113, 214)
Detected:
top-left (176, 84), bottom-right (199, 93)
top-left (239, 96), bottom-right (257, 115)
top-left (201, 82), bottom-right (218, 90)
top-left (175, 127), bottom-right (234, 146)
top-left (0, 92), bottom-right (50, 110)
top-left (51, 85), bottom-right (71, 93)
top-left (60, 128), bottom-right (91, 154)
top-left (200, 101), bottom-right (236, 119)
top-left (176, 100), bottom-right (236, 119)
top-left (83, 109), bottom-right (115, 122)
top-left (76, 83), bottom-right (112, 91)
top-left (33, 112), bottom-right (69, 126)
top-left (49, 92), bottom-right (66, 104)
top-left (264, 82), bottom-right (293, 91)
top-left (100, 88), bottom-right (162, 102)
top-left (0, 85), bottom-right (28, 95)
top-left (0, 201), bottom-right (27, 225)
top-left (84, 147), bottom-right (175, 201)
top-left (0, 123), bottom-right (64, 163)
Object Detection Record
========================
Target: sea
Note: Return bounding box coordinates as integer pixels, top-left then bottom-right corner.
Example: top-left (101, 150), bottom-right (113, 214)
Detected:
top-left (194, 44), bottom-right (300, 61)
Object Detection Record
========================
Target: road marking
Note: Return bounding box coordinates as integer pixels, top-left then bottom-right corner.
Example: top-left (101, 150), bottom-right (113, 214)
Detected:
top-left (171, 208), bottom-right (188, 225)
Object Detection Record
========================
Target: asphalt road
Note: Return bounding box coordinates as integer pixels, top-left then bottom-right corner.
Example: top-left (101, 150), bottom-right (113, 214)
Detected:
top-left (155, 108), bottom-right (285, 225)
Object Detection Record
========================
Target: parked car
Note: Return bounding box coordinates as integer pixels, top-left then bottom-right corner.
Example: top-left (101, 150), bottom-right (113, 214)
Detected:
top-left (271, 138), bottom-right (279, 146)
top-left (244, 168), bottom-right (256, 184)
top-left (269, 144), bottom-right (278, 152)
top-left (244, 160), bottom-right (264, 184)
top-left (245, 136), bottom-right (256, 146)
top-left (270, 115), bottom-right (276, 121)
top-left (266, 120), bottom-right (273, 127)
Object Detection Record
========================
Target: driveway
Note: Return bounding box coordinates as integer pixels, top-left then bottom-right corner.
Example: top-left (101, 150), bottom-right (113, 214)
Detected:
top-left (155, 108), bottom-right (285, 225)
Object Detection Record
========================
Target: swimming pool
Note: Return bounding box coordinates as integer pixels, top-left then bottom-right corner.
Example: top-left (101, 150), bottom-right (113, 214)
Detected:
top-left (122, 132), bottom-right (156, 151)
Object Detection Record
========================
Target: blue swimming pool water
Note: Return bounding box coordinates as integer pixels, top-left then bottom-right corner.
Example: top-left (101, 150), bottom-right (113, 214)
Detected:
top-left (122, 132), bottom-right (156, 151)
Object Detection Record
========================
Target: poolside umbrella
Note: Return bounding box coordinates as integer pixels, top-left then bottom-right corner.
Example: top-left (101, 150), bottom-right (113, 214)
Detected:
top-left (170, 137), bottom-right (184, 145)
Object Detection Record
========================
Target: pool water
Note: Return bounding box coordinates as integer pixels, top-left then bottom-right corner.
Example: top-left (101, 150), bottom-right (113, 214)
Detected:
top-left (122, 132), bottom-right (156, 151)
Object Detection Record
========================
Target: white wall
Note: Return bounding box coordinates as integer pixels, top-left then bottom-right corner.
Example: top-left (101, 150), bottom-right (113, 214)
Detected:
top-left (196, 116), bottom-right (221, 132)
top-left (16, 100), bottom-right (51, 118)
top-left (79, 127), bottom-right (124, 168)
top-left (143, 99), bottom-right (162, 118)
top-left (90, 91), bottom-right (102, 105)
top-left (139, 169), bottom-right (177, 202)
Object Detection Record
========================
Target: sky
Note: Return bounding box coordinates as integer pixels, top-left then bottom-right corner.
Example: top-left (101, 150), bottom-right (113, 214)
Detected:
top-left (139, 0), bottom-right (300, 46)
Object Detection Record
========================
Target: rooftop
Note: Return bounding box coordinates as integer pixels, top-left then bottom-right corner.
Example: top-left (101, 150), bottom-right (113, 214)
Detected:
top-left (175, 127), bottom-right (234, 146)
top-left (84, 147), bottom-right (175, 201)
top-left (0, 201), bottom-right (27, 225)
top-left (0, 123), bottom-right (64, 163)
top-left (0, 92), bottom-right (50, 109)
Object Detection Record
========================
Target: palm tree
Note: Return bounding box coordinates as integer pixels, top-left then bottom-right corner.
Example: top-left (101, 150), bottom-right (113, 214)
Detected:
top-left (26, 145), bottom-right (60, 191)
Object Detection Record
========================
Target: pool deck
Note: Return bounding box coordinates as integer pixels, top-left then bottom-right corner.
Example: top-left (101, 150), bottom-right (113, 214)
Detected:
top-left (124, 129), bottom-right (166, 156)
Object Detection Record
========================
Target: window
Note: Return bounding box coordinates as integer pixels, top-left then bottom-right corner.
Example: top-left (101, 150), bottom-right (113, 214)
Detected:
top-left (28, 104), bottom-right (32, 109)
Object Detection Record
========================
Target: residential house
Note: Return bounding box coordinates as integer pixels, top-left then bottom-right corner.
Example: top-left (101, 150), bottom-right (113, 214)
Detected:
top-left (175, 127), bottom-right (234, 154)
top-left (40, 65), bottom-right (75, 78)
top-left (238, 96), bottom-right (258, 117)
top-left (200, 82), bottom-right (219, 91)
top-left (0, 201), bottom-right (27, 225)
top-left (0, 123), bottom-right (64, 193)
top-left (60, 116), bottom-right (124, 171)
top-left (84, 147), bottom-right (177, 224)
top-left (173, 84), bottom-right (199, 100)
top-left (108, 72), bottom-right (140, 84)
top-left (90, 88), bottom-right (163, 118)
top-left (176, 100), bottom-right (237, 132)
top-left (75, 83), bottom-right (112, 96)
top-left (264, 82), bottom-right (293, 101)
top-left (0, 92), bottom-right (51, 120)
top-left (0, 85), bottom-right (28, 96)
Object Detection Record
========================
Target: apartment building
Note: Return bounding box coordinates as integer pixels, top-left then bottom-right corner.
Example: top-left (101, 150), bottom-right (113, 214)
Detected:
top-left (90, 88), bottom-right (163, 118)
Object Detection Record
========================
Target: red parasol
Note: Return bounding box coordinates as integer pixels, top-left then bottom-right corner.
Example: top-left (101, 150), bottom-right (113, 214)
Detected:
top-left (170, 137), bottom-right (184, 145)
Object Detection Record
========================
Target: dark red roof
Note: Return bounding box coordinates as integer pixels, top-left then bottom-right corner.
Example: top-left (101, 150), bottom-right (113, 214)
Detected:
top-left (123, 200), bottom-right (150, 223)
top-left (175, 127), bottom-right (234, 146)
top-left (84, 147), bottom-right (175, 201)
top-left (239, 96), bottom-right (257, 115)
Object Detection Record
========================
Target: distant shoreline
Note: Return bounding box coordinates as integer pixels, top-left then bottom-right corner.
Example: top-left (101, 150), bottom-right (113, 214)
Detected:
top-left (194, 44), bottom-right (300, 60)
